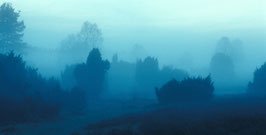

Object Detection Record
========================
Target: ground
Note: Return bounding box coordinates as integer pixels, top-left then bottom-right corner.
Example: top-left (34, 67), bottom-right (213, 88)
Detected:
top-left (1, 95), bottom-right (266, 135)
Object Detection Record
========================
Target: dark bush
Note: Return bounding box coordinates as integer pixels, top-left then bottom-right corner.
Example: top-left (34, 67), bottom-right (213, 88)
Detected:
top-left (0, 52), bottom-right (67, 123)
top-left (248, 62), bottom-right (266, 94)
top-left (135, 56), bottom-right (188, 98)
top-left (155, 76), bottom-right (214, 104)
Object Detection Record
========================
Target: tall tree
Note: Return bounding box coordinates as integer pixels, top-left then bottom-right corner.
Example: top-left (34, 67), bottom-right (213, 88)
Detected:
top-left (210, 53), bottom-right (235, 85)
top-left (0, 3), bottom-right (25, 53)
top-left (77, 21), bottom-right (103, 49)
top-left (59, 21), bottom-right (103, 64)
top-left (74, 48), bottom-right (110, 99)
top-left (215, 37), bottom-right (244, 63)
top-left (60, 21), bottom-right (103, 53)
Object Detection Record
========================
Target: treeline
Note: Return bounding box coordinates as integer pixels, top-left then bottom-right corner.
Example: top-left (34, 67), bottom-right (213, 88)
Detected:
top-left (1, 46), bottom-right (265, 123)
top-left (105, 56), bottom-right (188, 99)
top-left (0, 52), bottom-right (85, 123)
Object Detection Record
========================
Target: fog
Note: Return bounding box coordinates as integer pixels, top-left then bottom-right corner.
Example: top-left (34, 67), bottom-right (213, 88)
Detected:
top-left (3, 0), bottom-right (265, 88)
top-left (6, 1), bottom-right (265, 67)
top-left (1, 1), bottom-right (266, 134)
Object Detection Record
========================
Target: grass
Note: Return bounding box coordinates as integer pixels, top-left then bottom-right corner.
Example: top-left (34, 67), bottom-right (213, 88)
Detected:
top-left (83, 95), bottom-right (266, 135)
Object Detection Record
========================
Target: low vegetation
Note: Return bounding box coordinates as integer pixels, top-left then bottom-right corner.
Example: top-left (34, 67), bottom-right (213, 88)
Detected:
top-left (155, 76), bottom-right (214, 104)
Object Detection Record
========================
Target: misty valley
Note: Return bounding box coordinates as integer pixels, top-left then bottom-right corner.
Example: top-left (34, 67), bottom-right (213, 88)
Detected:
top-left (1, 1), bottom-right (266, 135)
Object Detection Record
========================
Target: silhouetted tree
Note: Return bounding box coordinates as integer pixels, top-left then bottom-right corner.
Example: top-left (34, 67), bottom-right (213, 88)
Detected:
top-left (74, 48), bottom-right (110, 99)
top-left (215, 37), bottom-right (244, 63)
top-left (156, 76), bottom-right (214, 104)
top-left (107, 54), bottom-right (136, 99)
top-left (248, 62), bottom-right (266, 94)
top-left (131, 44), bottom-right (147, 61)
top-left (159, 66), bottom-right (188, 85)
top-left (0, 3), bottom-right (25, 53)
top-left (59, 21), bottom-right (103, 64)
top-left (135, 57), bottom-right (159, 88)
top-left (210, 53), bottom-right (235, 85)
top-left (61, 22), bottom-right (103, 51)
top-left (112, 53), bottom-right (118, 63)
top-left (78, 21), bottom-right (103, 49)
top-left (61, 65), bottom-right (77, 89)
top-left (135, 57), bottom-right (188, 98)
top-left (216, 37), bottom-right (231, 55)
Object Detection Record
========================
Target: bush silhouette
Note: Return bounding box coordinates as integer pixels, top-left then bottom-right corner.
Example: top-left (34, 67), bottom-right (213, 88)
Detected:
top-left (156, 76), bottom-right (214, 104)
top-left (0, 52), bottom-right (68, 123)
top-left (135, 56), bottom-right (188, 98)
top-left (248, 62), bottom-right (266, 94)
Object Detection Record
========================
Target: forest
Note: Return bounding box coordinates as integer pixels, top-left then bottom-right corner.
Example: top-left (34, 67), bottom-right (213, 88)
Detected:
top-left (1, 1), bottom-right (266, 135)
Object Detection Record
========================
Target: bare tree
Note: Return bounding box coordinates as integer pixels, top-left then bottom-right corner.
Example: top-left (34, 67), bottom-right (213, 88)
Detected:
top-left (59, 21), bottom-right (103, 64)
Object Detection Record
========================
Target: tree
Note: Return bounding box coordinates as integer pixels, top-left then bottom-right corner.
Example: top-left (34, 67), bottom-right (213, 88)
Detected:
top-left (248, 62), bottom-right (266, 94)
top-left (59, 21), bottom-right (103, 64)
top-left (135, 57), bottom-right (160, 89)
top-left (78, 21), bottom-right (103, 49)
top-left (159, 66), bottom-right (188, 85)
top-left (135, 56), bottom-right (188, 99)
top-left (74, 48), bottom-right (110, 99)
top-left (107, 54), bottom-right (137, 99)
top-left (58, 21), bottom-right (103, 68)
top-left (216, 37), bottom-right (232, 55)
top-left (210, 53), bottom-right (235, 85)
top-left (130, 44), bottom-right (147, 61)
top-left (61, 21), bottom-right (103, 50)
top-left (0, 3), bottom-right (25, 53)
top-left (60, 65), bottom-right (77, 90)
top-left (215, 37), bottom-right (244, 63)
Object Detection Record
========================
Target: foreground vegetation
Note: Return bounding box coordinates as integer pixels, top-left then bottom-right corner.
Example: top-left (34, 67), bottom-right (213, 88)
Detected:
top-left (83, 95), bottom-right (266, 135)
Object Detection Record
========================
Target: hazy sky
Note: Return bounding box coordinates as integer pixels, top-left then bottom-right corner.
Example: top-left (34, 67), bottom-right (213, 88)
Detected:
top-left (6, 0), bottom-right (266, 29)
top-left (4, 0), bottom-right (266, 47)
top-left (2, 0), bottom-right (266, 73)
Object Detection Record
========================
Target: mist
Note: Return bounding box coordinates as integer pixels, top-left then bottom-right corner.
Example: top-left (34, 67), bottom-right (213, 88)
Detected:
top-left (1, 0), bottom-right (266, 134)
top-left (7, 0), bottom-right (265, 75)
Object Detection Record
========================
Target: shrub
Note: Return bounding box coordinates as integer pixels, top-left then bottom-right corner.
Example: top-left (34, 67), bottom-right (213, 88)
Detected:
top-left (248, 62), bottom-right (266, 94)
top-left (155, 76), bottom-right (214, 104)
top-left (0, 52), bottom-right (66, 123)
top-left (135, 56), bottom-right (188, 98)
